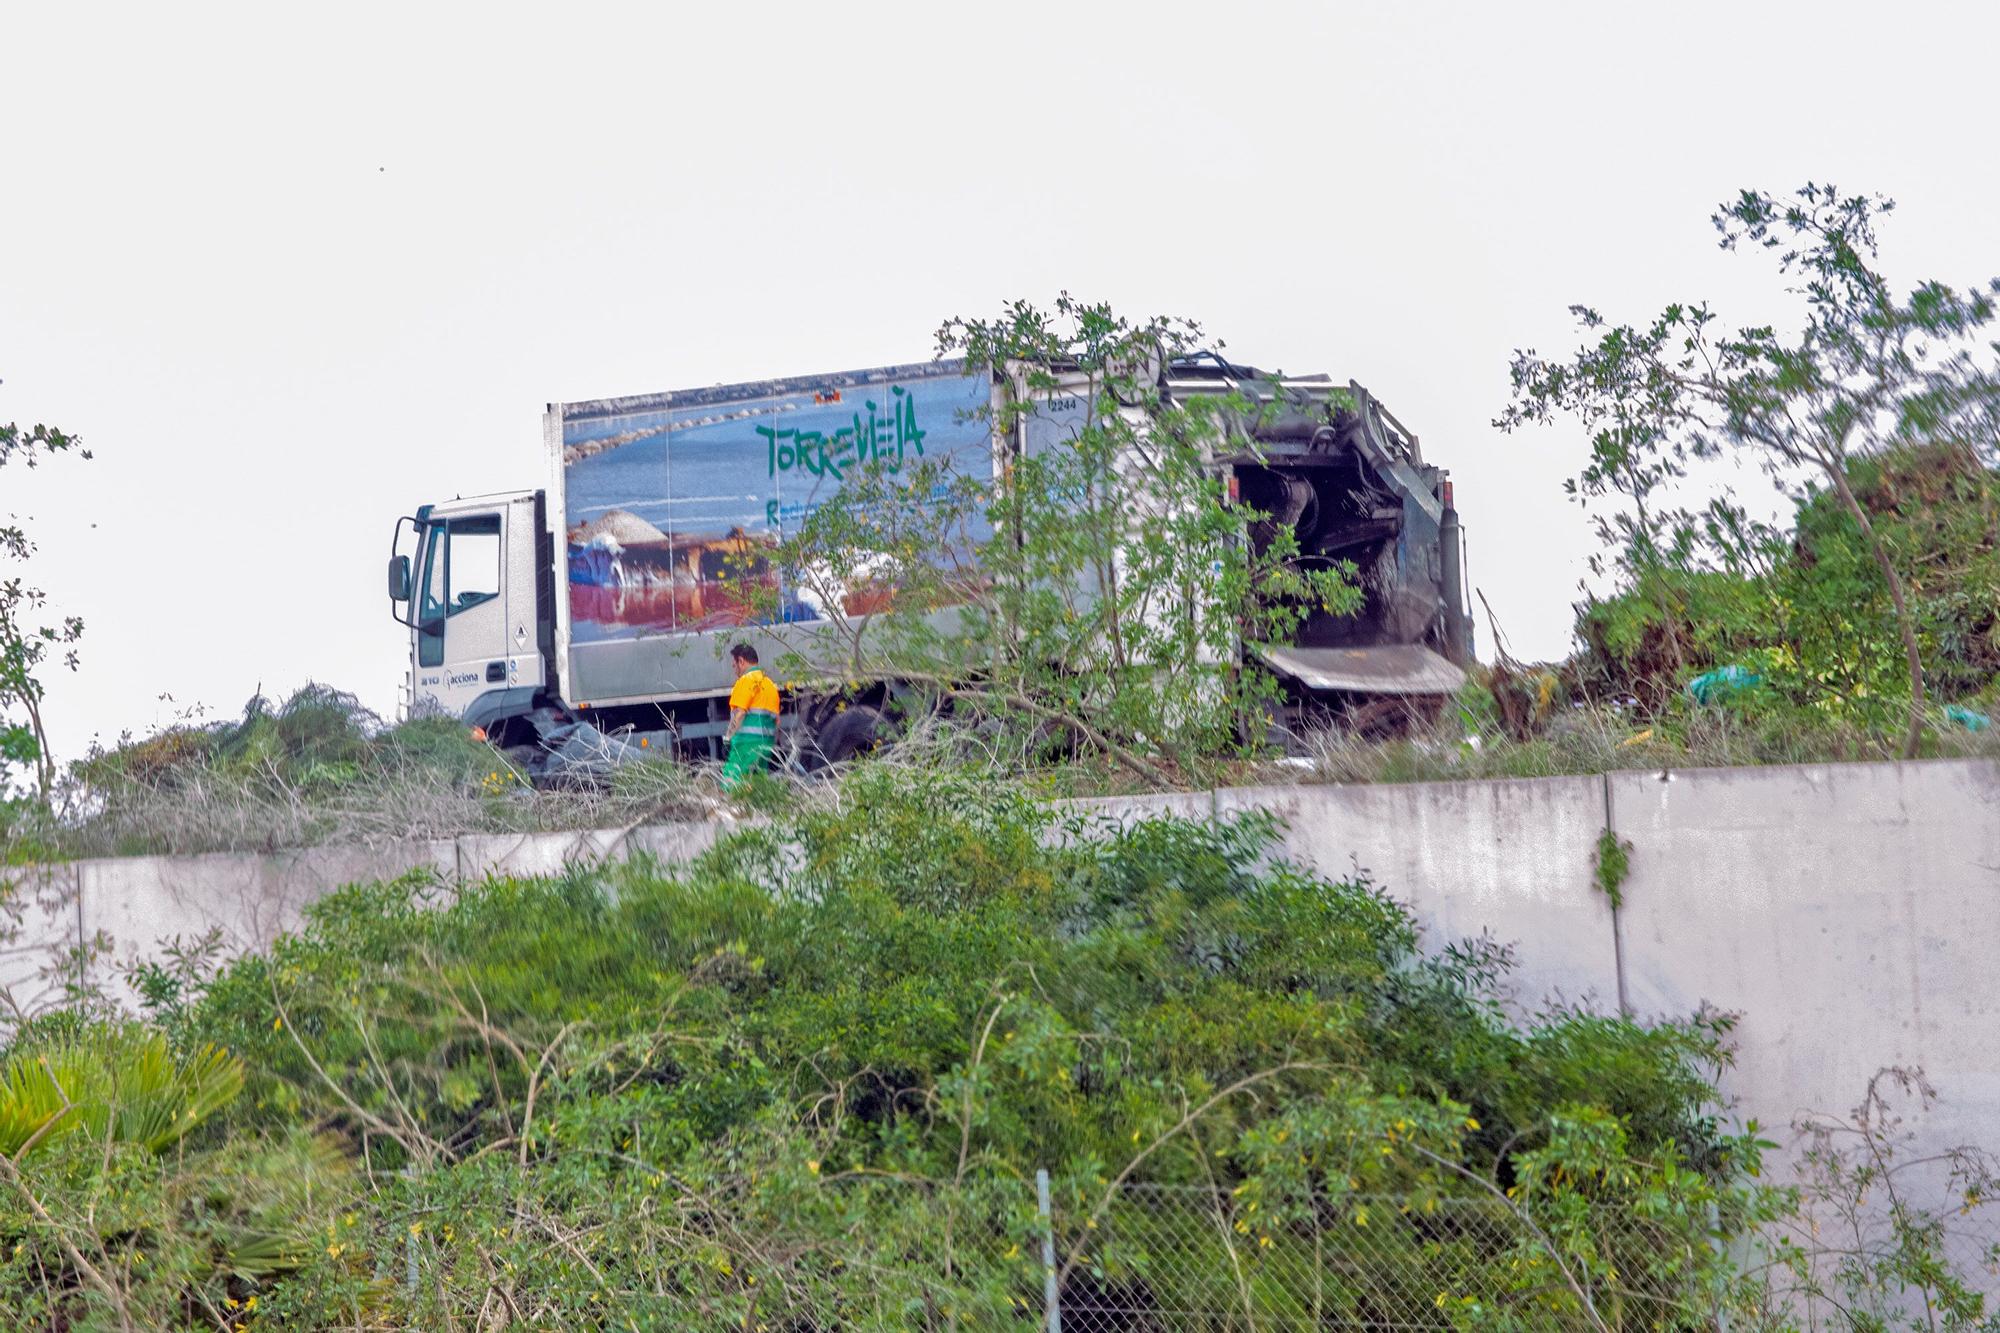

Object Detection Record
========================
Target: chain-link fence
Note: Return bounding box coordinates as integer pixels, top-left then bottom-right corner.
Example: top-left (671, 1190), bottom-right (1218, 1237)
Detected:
top-left (450, 1177), bottom-right (1757, 1332)
top-left (1755, 1205), bottom-right (2000, 1327)
top-left (1056, 1182), bottom-right (1683, 1333)
top-left (1939, 1222), bottom-right (2000, 1287)
top-left (372, 1169), bottom-right (2000, 1330)
top-left (1064, 1187), bottom-right (2000, 1333)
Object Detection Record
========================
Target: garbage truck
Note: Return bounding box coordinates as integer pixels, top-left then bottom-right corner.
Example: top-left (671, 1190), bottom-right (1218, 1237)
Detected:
top-left (385, 354), bottom-right (1472, 774)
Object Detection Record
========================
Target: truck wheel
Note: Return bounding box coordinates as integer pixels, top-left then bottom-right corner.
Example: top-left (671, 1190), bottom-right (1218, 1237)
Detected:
top-left (810, 705), bottom-right (886, 768)
top-left (1345, 695), bottom-right (1442, 741)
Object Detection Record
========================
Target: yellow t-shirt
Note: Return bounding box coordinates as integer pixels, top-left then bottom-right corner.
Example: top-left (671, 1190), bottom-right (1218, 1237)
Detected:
top-left (729, 669), bottom-right (780, 718)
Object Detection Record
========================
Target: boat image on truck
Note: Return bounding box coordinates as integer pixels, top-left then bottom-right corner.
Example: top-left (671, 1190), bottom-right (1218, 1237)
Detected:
top-left (386, 355), bottom-right (1472, 775)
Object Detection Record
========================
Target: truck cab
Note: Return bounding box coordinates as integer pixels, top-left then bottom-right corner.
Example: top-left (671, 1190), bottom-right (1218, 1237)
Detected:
top-left (388, 490), bottom-right (551, 737)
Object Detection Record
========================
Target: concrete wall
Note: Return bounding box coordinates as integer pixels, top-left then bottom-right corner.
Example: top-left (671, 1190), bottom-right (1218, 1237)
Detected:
top-left (79, 841), bottom-right (456, 973)
top-left (1073, 779), bottom-right (1620, 1012)
top-left (1076, 765), bottom-right (2000, 1176)
top-left (1216, 777), bottom-right (1622, 1012)
top-left (1, 861), bottom-right (83, 1016)
top-left (1, 823), bottom-right (722, 1010)
top-left (1610, 761), bottom-right (2000, 1157)
top-left (6, 758), bottom-right (1995, 1192)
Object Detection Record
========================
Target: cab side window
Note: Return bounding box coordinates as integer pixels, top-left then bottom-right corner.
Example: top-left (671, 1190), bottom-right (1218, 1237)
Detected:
top-left (447, 518), bottom-right (501, 614)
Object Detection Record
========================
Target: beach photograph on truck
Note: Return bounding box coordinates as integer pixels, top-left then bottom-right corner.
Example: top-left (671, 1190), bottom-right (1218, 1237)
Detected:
top-left (556, 361), bottom-right (995, 644)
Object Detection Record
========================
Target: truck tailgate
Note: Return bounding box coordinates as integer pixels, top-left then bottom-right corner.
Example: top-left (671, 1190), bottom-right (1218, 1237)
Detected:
top-left (1251, 643), bottom-right (1467, 696)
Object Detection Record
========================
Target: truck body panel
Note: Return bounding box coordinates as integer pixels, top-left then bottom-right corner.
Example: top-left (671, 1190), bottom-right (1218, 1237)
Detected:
top-left (549, 359), bottom-right (996, 707)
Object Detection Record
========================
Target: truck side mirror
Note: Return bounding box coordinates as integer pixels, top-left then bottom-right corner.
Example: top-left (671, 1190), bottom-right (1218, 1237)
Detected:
top-left (388, 554), bottom-right (412, 602)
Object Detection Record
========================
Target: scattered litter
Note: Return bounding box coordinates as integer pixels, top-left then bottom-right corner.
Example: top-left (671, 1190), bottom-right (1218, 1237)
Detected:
top-left (522, 719), bottom-right (647, 784)
top-left (1944, 704), bottom-right (1992, 733)
top-left (1687, 666), bottom-right (1761, 705)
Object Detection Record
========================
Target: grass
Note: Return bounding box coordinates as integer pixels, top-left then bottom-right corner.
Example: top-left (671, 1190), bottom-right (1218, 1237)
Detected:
top-left (9, 685), bottom-right (715, 861)
top-left (7, 678), bottom-right (1996, 862)
top-left (1268, 689), bottom-right (2000, 788)
top-left (1272, 700), bottom-right (1998, 787)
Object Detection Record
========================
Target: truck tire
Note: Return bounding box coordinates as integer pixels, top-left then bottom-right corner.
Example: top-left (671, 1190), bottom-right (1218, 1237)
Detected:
top-left (810, 705), bottom-right (886, 767)
top-left (1344, 694), bottom-right (1442, 741)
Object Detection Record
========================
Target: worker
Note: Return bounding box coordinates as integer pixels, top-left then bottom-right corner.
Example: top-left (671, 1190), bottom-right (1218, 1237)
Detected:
top-left (720, 642), bottom-right (781, 788)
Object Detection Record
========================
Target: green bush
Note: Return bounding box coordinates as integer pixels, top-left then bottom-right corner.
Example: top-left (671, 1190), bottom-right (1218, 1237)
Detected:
top-left (1578, 444), bottom-right (2000, 733)
top-left (40, 766), bottom-right (1764, 1328)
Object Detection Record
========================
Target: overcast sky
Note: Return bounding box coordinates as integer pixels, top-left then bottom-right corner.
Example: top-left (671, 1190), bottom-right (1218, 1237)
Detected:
top-left (6, 1), bottom-right (1997, 762)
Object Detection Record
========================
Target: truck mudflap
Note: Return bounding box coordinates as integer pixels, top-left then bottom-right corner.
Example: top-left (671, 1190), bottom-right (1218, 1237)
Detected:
top-left (1251, 643), bottom-right (1467, 696)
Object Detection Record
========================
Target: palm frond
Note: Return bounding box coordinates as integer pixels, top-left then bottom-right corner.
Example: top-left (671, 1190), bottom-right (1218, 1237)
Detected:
top-left (0, 1028), bottom-right (244, 1159)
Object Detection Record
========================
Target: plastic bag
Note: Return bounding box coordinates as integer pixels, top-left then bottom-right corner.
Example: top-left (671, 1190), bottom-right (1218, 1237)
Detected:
top-left (1944, 704), bottom-right (1993, 732)
top-left (1687, 665), bottom-right (1762, 705)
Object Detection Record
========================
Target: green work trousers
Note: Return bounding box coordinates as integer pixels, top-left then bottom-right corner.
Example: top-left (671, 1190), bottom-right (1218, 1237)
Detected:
top-left (721, 729), bottom-right (774, 788)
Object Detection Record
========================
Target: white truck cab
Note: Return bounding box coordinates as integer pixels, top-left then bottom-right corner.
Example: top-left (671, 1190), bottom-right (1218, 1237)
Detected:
top-left (389, 490), bottom-right (549, 728)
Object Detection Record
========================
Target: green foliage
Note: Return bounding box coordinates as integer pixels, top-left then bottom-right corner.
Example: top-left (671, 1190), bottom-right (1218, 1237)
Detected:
top-left (0, 1122), bottom-right (352, 1331)
top-left (0, 1021), bottom-right (310, 1330)
top-left (0, 412), bottom-right (89, 801)
top-left (0, 1023), bottom-right (244, 1157)
top-left (37, 683), bottom-right (709, 857)
top-left (1800, 446), bottom-right (2000, 703)
top-left (1575, 566), bottom-right (1775, 709)
top-left (94, 766), bottom-right (1768, 1327)
top-left (1575, 445), bottom-right (2000, 734)
top-left (75, 684), bottom-right (478, 799)
top-left (1764, 1068), bottom-right (2000, 1333)
top-left (1503, 183), bottom-right (2000, 756)
top-left (1591, 829), bottom-right (1631, 910)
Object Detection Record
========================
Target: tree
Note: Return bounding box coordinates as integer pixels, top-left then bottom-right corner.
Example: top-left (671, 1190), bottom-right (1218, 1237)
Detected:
top-left (0, 411), bottom-right (90, 801)
top-left (750, 296), bottom-right (1360, 779)
top-left (1499, 185), bottom-right (2000, 756)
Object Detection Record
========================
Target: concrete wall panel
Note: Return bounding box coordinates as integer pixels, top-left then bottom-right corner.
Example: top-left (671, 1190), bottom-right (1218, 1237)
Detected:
top-left (456, 830), bottom-right (628, 880)
top-left (1612, 759), bottom-right (2000, 1154)
top-left (14, 759), bottom-right (1998, 1205)
top-left (1069, 791), bottom-right (1216, 826)
top-left (625, 821), bottom-right (722, 867)
top-left (79, 840), bottom-right (458, 1003)
top-left (1210, 778), bottom-right (1621, 1015)
top-left (0, 862), bottom-right (81, 1015)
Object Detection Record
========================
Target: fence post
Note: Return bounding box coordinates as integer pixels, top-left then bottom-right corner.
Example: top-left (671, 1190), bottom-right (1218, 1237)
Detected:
top-left (1708, 1198), bottom-right (1731, 1333)
top-left (1037, 1168), bottom-right (1062, 1333)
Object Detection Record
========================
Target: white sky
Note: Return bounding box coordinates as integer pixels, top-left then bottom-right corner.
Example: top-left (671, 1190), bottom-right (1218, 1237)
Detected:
top-left (6, 0), bottom-right (1998, 762)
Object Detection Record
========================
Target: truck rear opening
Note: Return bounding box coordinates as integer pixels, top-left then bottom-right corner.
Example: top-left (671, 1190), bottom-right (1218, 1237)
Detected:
top-left (1168, 363), bottom-right (1473, 730)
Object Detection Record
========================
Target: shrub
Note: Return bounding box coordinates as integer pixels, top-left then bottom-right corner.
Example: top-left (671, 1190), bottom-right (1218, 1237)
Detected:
top-left (135, 767), bottom-right (1771, 1327)
top-left (1577, 444), bottom-right (2000, 732)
